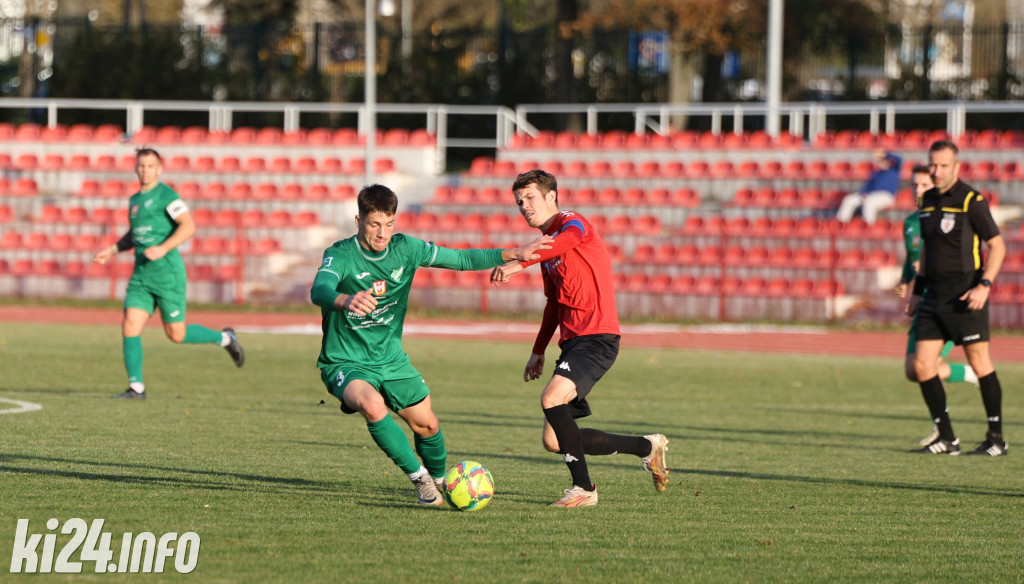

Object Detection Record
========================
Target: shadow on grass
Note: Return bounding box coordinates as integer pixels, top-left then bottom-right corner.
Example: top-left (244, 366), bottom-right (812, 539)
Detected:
top-left (688, 467), bottom-right (1024, 498)
top-left (0, 453), bottom-right (343, 495)
top-left (755, 404), bottom-right (1024, 429)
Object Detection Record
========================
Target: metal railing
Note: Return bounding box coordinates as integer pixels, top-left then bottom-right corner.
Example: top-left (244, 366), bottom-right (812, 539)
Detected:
top-left (0, 97), bottom-right (1022, 173)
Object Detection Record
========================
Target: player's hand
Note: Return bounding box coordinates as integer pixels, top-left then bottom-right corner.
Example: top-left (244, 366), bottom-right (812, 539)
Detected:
top-left (93, 245), bottom-right (116, 265)
top-left (960, 285), bottom-right (991, 311)
top-left (490, 260), bottom-right (523, 286)
top-left (894, 282), bottom-right (908, 299)
top-left (341, 288), bottom-right (378, 316)
top-left (509, 235), bottom-right (554, 262)
top-left (524, 353), bottom-right (545, 382)
top-left (144, 245), bottom-right (168, 261)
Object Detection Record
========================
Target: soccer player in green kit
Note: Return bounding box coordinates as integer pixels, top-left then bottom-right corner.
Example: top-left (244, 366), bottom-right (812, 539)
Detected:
top-left (94, 149), bottom-right (244, 399)
top-left (894, 164), bottom-right (977, 444)
top-left (310, 184), bottom-right (552, 506)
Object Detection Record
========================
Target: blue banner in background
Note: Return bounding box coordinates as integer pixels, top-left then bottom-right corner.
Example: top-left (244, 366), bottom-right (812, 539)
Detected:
top-left (629, 31), bottom-right (669, 74)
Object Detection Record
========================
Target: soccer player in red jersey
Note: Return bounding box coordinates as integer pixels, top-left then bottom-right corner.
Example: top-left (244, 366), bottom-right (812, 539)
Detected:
top-left (491, 169), bottom-right (670, 507)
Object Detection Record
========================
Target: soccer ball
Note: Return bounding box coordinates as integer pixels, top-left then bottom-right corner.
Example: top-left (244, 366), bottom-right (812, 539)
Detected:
top-left (441, 461), bottom-right (494, 511)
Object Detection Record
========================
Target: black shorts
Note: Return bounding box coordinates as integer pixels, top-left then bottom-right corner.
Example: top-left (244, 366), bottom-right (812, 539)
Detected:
top-left (916, 273), bottom-right (990, 346)
top-left (552, 334), bottom-right (620, 419)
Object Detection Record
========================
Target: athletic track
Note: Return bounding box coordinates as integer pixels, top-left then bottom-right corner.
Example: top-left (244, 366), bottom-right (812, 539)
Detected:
top-left (4, 305), bottom-right (1024, 363)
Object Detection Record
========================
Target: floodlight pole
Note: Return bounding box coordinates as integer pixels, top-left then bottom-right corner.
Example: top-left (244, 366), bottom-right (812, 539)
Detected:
top-left (365, 0), bottom-right (377, 186)
top-left (766, 0), bottom-right (784, 138)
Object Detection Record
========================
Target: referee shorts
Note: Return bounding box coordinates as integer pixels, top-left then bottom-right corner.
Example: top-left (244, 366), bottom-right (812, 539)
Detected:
top-left (552, 334), bottom-right (620, 419)
top-left (916, 273), bottom-right (990, 346)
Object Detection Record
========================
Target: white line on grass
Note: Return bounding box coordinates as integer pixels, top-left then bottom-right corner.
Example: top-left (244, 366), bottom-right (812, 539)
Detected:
top-left (0, 397), bottom-right (43, 415)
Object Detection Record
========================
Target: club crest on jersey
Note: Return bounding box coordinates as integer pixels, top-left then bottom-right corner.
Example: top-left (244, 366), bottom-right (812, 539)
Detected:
top-left (130, 204), bottom-right (139, 218)
top-left (372, 280), bottom-right (387, 296)
top-left (940, 213), bottom-right (956, 234)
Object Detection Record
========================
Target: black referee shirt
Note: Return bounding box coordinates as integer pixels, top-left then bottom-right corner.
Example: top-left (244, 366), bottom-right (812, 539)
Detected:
top-left (918, 180), bottom-right (999, 280)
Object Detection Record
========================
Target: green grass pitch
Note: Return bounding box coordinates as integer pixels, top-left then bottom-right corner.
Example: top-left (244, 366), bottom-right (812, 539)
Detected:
top-left (1, 321), bottom-right (1023, 582)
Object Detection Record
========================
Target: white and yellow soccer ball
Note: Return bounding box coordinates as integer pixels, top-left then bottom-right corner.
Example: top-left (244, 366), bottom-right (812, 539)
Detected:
top-left (441, 461), bottom-right (494, 511)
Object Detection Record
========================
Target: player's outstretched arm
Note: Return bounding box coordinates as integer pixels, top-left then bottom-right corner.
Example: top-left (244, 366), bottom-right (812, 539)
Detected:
top-left (501, 235), bottom-right (554, 263)
top-left (490, 261), bottom-right (523, 286)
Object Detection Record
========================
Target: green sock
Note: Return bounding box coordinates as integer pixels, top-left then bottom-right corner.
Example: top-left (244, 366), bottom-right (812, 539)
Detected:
top-left (414, 429), bottom-right (447, 479)
top-left (367, 416), bottom-right (420, 474)
top-left (947, 364), bottom-right (966, 383)
top-left (123, 335), bottom-right (143, 385)
top-left (183, 324), bottom-right (222, 345)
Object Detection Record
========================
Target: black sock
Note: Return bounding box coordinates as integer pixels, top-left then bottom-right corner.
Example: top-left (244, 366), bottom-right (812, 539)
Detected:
top-left (919, 375), bottom-right (955, 441)
top-left (543, 405), bottom-right (592, 490)
top-left (580, 428), bottom-right (651, 457)
top-left (978, 371), bottom-right (1003, 438)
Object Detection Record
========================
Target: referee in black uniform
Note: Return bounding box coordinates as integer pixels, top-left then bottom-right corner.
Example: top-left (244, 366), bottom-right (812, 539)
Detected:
top-left (908, 140), bottom-right (1008, 456)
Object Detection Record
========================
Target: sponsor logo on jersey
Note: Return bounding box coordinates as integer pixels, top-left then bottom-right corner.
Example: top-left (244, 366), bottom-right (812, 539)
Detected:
top-left (372, 280), bottom-right (387, 296)
top-left (940, 213), bottom-right (956, 234)
top-left (355, 271), bottom-right (370, 279)
top-left (322, 257), bottom-right (334, 267)
top-left (130, 204), bottom-right (139, 218)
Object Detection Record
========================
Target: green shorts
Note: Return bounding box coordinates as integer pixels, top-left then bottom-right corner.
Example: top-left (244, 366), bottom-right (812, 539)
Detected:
top-left (907, 314), bottom-right (955, 358)
top-left (124, 268), bottom-right (188, 323)
top-left (320, 360), bottom-right (430, 414)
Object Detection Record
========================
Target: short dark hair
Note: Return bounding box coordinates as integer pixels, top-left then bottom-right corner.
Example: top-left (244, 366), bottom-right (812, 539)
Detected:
top-left (512, 169), bottom-right (558, 204)
top-left (357, 184), bottom-right (399, 216)
top-left (929, 140), bottom-right (959, 157)
top-left (135, 147), bottom-right (162, 162)
top-left (911, 164), bottom-right (930, 175)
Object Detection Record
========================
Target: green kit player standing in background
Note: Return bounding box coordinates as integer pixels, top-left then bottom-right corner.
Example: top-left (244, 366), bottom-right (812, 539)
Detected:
top-left (94, 148), bottom-right (245, 400)
top-left (894, 164), bottom-right (977, 444)
top-left (310, 184), bottom-right (551, 506)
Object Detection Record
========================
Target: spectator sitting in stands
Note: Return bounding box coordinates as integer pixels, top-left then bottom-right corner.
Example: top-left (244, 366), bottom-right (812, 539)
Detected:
top-left (836, 148), bottom-right (902, 225)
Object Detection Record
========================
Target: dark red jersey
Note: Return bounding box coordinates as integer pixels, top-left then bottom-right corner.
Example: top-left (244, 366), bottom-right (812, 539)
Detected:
top-left (521, 210), bottom-right (621, 354)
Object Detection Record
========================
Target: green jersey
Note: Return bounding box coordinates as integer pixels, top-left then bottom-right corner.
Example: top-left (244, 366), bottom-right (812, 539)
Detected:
top-left (900, 210), bottom-right (922, 284)
top-left (310, 234), bottom-right (505, 369)
top-left (128, 183), bottom-right (189, 275)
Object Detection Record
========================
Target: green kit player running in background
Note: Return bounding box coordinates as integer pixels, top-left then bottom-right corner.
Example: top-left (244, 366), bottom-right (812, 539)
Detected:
top-left (94, 148), bottom-right (244, 400)
top-left (310, 184), bottom-right (551, 506)
top-left (894, 164), bottom-right (977, 444)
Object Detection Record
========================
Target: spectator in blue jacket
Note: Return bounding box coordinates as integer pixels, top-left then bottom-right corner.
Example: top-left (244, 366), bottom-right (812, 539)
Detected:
top-left (836, 148), bottom-right (903, 225)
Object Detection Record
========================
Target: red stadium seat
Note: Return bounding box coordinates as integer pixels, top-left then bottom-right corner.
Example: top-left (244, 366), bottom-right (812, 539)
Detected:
top-left (181, 126), bottom-right (208, 143)
top-left (218, 157), bottom-right (242, 173)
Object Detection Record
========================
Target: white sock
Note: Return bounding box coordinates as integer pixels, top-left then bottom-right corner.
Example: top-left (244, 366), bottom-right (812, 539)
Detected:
top-left (219, 332), bottom-right (231, 347)
top-left (408, 466), bottom-right (428, 481)
top-left (129, 382), bottom-right (145, 394)
top-left (964, 366), bottom-right (979, 385)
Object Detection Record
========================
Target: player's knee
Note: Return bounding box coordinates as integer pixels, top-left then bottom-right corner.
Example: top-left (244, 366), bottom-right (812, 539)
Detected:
top-left (166, 330), bottom-right (186, 343)
top-left (356, 401), bottom-right (388, 421)
top-left (912, 358), bottom-right (932, 380)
